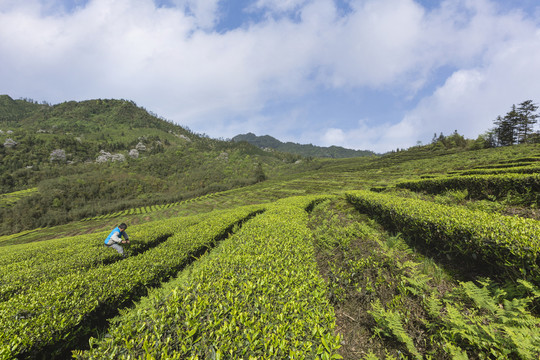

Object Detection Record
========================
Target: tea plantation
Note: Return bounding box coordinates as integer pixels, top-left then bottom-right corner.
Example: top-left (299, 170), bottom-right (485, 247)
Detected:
top-left (1, 142), bottom-right (539, 359)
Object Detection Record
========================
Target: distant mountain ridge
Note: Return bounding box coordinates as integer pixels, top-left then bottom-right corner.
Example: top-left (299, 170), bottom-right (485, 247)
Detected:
top-left (232, 132), bottom-right (377, 158)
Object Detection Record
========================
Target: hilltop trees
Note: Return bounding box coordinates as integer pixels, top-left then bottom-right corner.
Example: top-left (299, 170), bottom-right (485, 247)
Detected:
top-left (490, 100), bottom-right (539, 146)
top-left (516, 100), bottom-right (539, 143)
top-left (422, 100), bottom-right (537, 151)
top-left (430, 130), bottom-right (469, 150)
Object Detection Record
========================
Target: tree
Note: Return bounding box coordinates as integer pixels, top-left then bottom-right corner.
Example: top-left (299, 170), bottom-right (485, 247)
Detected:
top-left (492, 100), bottom-right (539, 146)
top-left (437, 132), bottom-right (445, 143)
top-left (254, 162), bottom-right (266, 183)
top-left (492, 116), bottom-right (504, 146)
top-left (447, 130), bottom-right (467, 148)
top-left (516, 100), bottom-right (539, 143)
top-left (493, 106), bottom-right (519, 146)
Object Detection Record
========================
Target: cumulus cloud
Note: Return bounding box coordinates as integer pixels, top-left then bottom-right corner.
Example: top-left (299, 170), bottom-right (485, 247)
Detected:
top-left (316, 119), bottom-right (418, 153)
top-left (0, 0), bottom-right (539, 152)
top-left (171, 0), bottom-right (221, 29)
top-left (386, 12), bottom-right (540, 147)
top-left (315, 0), bottom-right (426, 89)
top-left (322, 128), bottom-right (345, 145)
top-left (251, 0), bottom-right (310, 14)
top-left (305, 0), bottom-right (540, 151)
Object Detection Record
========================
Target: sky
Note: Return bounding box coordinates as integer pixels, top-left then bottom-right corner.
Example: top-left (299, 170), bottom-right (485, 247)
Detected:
top-left (1, 0), bottom-right (540, 153)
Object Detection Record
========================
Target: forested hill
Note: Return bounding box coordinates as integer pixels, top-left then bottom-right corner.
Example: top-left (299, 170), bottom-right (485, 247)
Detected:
top-left (0, 95), bottom-right (308, 235)
top-left (0, 95), bottom-right (181, 135)
top-left (232, 132), bottom-right (377, 158)
top-left (0, 95), bottom-right (42, 120)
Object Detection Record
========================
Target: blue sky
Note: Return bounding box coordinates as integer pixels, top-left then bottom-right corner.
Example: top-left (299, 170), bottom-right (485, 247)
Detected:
top-left (1, 0), bottom-right (540, 152)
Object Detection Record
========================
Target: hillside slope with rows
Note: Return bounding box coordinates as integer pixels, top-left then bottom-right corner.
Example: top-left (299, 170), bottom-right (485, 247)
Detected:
top-left (1, 143), bottom-right (539, 359)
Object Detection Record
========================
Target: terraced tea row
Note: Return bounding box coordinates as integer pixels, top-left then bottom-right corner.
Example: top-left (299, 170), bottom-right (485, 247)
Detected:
top-left (0, 205), bottom-right (262, 359)
top-left (0, 217), bottom-right (208, 302)
top-left (449, 164), bottom-right (540, 176)
top-left (0, 188), bottom-right (39, 209)
top-left (75, 196), bottom-right (342, 359)
top-left (345, 190), bottom-right (540, 283)
top-left (79, 192), bottom-right (222, 221)
top-left (309, 198), bottom-right (540, 359)
top-left (396, 173), bottom-right (540, 203)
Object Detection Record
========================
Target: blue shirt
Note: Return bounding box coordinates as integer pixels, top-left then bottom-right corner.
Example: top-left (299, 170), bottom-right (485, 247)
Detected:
top-left (105, 227), bottom-right (129, 245)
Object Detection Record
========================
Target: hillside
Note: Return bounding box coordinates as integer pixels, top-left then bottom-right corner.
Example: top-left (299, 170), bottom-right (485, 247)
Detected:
top-left (0, 96), bottom-right (309, 235)
top-left (1, 95), bottom-right (539, 359)
top-left (232, 132), bottom-right (377, 158)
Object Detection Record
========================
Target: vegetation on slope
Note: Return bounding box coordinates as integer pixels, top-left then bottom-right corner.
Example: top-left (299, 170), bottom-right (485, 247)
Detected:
top-left (310, 198), bottom-right (540, 359)
top-left (0, 96), bottom-right (312, 235)
top-left (1, 95), bottom-right (539, 359)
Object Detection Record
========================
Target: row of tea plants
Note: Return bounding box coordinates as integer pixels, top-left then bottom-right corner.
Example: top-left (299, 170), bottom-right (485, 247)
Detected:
top-left (74, 196), bottom-right (343, 359)
top-left (0, 205), bottom-right (262, 359)
top-left (310, 198), bottom-right (540, 359)
top-left (345, 190), bottom-right (540, 284)
top-left (396, 173), bottom-right (539, 204)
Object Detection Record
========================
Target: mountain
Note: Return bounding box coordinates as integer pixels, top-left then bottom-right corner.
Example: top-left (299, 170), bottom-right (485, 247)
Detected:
top-left (2, 96), bottom-right (539, 360)
top-left (2, 95), bottom-right (524, 237)
top-left (0, 96), bottom-right (308, 235)
top-left (0, 95), bottom-right (43, 121)
top-left (232, 132), bottom-right (377, 158)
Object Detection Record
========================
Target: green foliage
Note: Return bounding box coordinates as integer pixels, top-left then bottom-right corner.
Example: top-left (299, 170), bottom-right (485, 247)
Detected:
top-left (2, 94), bottom-right (537, 238)
top-left (74, 196), bottom-right (341, 359)
top-left (457, 164), bottom-right (540, 176)
top-left (0, 217), bottom-right (205, 301)
top-left (430, 130), bottom-right (470, 150)
top-left (369, 300), bottom-right (421, 360)
top-left (0, 205), bottom-right (262, 359)
top-left (311, 197), bottom-right (540, 359)
top-left (0, 97), bottom-right (315, 235)
top-left (396, 173), bottom-right (540, 205)
top-left (346, 190), bottom-right (540, 283)
top-left (1, 96), bottom-right (540, 359)
top-left (433, 189), bottom-right (469, 205)
top-left (491, 100), bottom-right (540, 146)
top-left (425, 279), bottom-right (540, 359)
top-left (0, 188), bottom-right (37, 208)
top-left (0, 95), bottom-right (44, 122)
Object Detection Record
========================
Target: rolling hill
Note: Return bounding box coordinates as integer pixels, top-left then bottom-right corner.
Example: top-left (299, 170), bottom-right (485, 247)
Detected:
top-left (1, 95), bottom-right (539, 359)
top-left (0, 95), bottom-right (309, 234)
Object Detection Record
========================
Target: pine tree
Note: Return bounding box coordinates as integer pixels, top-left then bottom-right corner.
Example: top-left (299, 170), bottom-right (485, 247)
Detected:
top-left (494, 106), bottom-right (519, 146)
top-left (516, 100), bottom-right (539, 143)
top-left (492, 116), bottom-right (506, 146)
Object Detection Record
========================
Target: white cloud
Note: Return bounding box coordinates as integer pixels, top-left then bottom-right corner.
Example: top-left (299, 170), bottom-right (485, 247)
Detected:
top-left (316, 0), bottom-right (426, 88)
top-left (319, 29), bottom-right (540, 153)
top-left (307, 0), bottom-right (540, 152)
top-left (315, 119), bottom-right (418, 153)
top-left (170, 0), bottom-right (221, 29)
top-left (0, 0), bottom-right (539, 153)
top-left (252, 0), bottom-right (309, 14)
top-left (322, 128), bottom-right (345, 145)
top-left (397, 23), bottom-right (540, 147)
